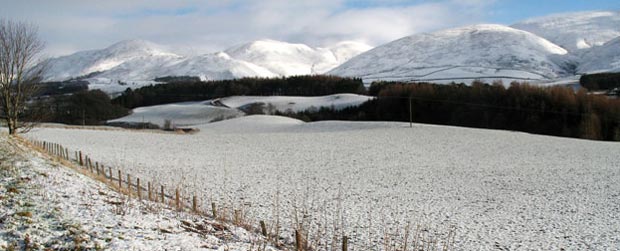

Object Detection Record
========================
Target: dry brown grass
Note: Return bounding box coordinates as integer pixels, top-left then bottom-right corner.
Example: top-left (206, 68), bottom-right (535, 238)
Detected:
top-left (15, 211), bottom-right (32, 218)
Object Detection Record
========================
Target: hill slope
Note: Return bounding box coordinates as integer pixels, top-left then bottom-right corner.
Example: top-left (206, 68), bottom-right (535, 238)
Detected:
top-left (329, 24), bottom-right (569, 83)
top-left (511, 11), bottom-right (620, 53)
top-left (578, 37), bottom-right (620, 74)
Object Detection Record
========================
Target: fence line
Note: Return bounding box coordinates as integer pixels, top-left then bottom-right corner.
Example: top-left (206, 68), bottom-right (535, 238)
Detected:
top-left (28, 139), bottom-right (200, 211)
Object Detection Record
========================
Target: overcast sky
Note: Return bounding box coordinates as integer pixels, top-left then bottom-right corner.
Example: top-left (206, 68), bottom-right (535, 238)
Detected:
top-left (0, 0), bottom-right (618, 57)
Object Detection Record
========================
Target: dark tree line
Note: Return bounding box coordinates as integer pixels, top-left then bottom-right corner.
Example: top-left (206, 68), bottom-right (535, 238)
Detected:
top-left (580, 72), bottom-right (620, 91)
top-left (36, 80), bottom-right (89, 96)
top-left (112, 75), bottom-right (365, 109)
top-left (283, 81), bottom-right (620, 141)
top-left (33, 90), bottom-right (129, 125)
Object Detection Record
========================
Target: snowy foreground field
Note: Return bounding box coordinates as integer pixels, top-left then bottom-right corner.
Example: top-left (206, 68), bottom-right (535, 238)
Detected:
top-left (26, 116), bottom-right (620, 250)
top-left (0, 135), bottom-right (280, 250)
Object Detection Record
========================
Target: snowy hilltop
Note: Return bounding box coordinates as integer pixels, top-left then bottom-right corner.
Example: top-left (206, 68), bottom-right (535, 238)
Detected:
top-left (224, 39), bottom-right (372, 76)
top-left (329, 24), bottom-right (570, 83)
top-left (511, 11), bottom-right (620, 53)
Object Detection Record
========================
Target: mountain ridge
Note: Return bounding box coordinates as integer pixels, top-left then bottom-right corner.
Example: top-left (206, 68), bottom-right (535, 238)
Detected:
top-left (41, 39), bottom-right (371, 93)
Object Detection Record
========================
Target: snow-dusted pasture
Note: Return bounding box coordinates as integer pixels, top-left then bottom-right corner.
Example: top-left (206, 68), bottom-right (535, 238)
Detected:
top-left (25, 116), bottom-right (620, 250)
top-left (219, 94), bottom-right (373, 113)
top-left (109, 94), bottom-right (372, 127)
top-left (108, 101), bottom-right (244, 127)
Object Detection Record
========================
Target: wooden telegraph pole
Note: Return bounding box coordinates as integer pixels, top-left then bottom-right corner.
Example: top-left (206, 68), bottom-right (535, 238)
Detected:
top-left (409, 96), bottom-right (413, 128)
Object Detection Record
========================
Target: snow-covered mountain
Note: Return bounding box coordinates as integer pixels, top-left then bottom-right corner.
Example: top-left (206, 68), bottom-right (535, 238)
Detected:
top-left (511, 11), bottom-right (620, 53)
top-left (329, 24), bottom-right (569, 83)
top-left (42, 40), bottom-right (183, 81)
top-left (578, 37), bottom-right (620, 74)
top-left (41, 39), bottom-right (370, 93)
top-left (224, 39), bottom-right (371, 76)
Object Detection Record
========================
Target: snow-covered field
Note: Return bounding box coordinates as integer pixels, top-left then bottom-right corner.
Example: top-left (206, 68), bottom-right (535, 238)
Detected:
top-left (110, 94), bottom-right (372, 127)
top-left (108, 101), bottom-right (244, 127)
top-left (0, 135), bottom-right (281, 250)
top-left (25, 116), bottom-right (620, 250)
top-left (219, 94), bottom-right (373, 112)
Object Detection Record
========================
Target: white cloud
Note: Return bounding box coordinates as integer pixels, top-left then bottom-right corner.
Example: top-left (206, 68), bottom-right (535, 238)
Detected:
top-left (0, 0), bottom-right (495, 56)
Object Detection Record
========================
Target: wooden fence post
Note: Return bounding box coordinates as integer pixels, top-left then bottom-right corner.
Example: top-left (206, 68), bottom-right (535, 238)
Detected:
top-left (136, 178), bottom-right (141, 199)
top-left (175, 188), bottom-right (180, 210)
top-left (148, 182), bottom-right (152, 201)
top-left (160, 185), bottom-right (165, 203)
top-left (79, 151), bottom-right (83, 166)
top-left (211, 202), bottom-right (217, 218)
top-left (192, 195), bottom-right (197, 212)
top-left (108, 167), bottom-right (113, 181)
top-left (127, 174), bottom-right (132, 198)
top-left (118, 170), bottom-right (122, 188)
top-left (234, 210), bottom-right (240, 225)
top-left (342, 236), bottom-right (348, 251)
top-left (260, 220), bottom-right (267, 237)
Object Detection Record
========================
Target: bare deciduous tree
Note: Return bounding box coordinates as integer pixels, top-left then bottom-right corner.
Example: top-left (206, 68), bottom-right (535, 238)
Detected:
top-left (0, 19), bottom-right (45, 135)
